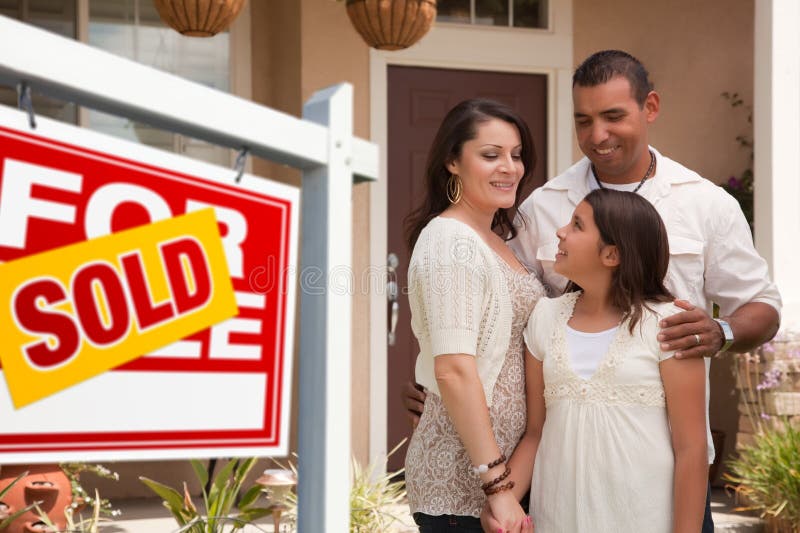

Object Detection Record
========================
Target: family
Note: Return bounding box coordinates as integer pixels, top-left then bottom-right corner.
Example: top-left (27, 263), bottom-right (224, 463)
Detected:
top-left (400, 50), bottom-right (782, 533)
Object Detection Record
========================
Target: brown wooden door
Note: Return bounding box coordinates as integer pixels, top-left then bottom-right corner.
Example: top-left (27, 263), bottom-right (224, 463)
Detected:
top-left (386, 66), bottom-right (548, 471)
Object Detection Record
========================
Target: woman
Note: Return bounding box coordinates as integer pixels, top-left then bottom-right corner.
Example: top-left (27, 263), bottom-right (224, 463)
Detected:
top-left (404, 99), bottom-right (544, 533)
top-left (484, 189), bottom-right (708, 532)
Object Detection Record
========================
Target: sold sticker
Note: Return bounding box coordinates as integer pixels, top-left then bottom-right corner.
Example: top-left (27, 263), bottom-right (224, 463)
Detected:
top-left (0, 208), bottom-right (237, 408)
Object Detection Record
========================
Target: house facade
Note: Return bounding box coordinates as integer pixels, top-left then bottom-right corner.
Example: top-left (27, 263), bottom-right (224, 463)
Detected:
top-left (2, 0), bottom-right (796, 499)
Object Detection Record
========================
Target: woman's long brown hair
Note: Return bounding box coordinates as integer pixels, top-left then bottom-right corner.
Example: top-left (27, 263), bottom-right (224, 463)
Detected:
top-left (404, 99), bottom-right (536, 252)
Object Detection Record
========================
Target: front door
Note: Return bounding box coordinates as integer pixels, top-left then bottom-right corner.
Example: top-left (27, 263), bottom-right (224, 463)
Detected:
top-left (386, 65), bottom-right (548, 471)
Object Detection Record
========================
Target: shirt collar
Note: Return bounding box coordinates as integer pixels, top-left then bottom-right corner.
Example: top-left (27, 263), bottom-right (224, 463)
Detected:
top-left (545, 146), bottom-right (701, 206)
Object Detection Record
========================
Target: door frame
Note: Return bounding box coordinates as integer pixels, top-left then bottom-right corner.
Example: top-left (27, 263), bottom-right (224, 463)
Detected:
top-left (368, 0), bottom-right (575, 463)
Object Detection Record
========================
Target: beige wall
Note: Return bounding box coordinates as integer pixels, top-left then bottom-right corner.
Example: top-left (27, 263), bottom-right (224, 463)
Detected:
top-left (573, 0), bottom-right (754, 185)
top-left (574, 0), bottom-right (755, 483)
top-left (250, 0), bottom-right (373, 466)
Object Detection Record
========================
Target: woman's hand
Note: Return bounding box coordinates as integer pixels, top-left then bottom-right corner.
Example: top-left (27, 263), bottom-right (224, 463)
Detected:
top-left (480, 499), bottom-right (500, 532)
top-left (485, 491), bottom-right (532, 532)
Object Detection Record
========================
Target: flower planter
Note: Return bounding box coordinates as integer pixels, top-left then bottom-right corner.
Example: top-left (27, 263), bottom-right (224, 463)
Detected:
top-left (153, 0), bottom-right (246, 37)
top-left (345, 0), bottom-right (437, 51)
top-left (0, 465), bottom-right (72, 533)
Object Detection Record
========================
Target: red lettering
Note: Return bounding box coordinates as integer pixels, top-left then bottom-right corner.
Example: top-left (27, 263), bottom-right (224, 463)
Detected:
top-left (72, 263), bottom-right (129, 345)
top-left (162, 238), bottom-right (212, 314)
top-left (13, 279), bottom-right (80, 368)
top-left (120, 253), bottom-right (174, 330)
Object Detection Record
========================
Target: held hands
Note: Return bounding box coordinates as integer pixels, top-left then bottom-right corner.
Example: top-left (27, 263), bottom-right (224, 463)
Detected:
top-left (401, 381), bottom-right (427, 428)
top-left (658, 300), bottom-right (724, 359)
top-left (480, 496), bottom-right (533, 533)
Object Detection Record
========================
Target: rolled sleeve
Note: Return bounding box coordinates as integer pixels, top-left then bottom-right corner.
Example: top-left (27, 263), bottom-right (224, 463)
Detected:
top-left (704, 193), bottom-right (782, 316)
top-left (410, 230), bottom-right (489, 357)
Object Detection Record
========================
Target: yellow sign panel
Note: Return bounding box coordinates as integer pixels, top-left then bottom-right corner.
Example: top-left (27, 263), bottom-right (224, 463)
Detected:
top-left (0, 209), bottom-right (237, 408)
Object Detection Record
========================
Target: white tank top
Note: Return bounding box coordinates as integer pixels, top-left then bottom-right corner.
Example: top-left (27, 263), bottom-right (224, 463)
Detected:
top-left (565, 324), bottom-right (619, 380)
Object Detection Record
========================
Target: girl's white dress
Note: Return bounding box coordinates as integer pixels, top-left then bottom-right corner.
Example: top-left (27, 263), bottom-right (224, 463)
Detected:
top-left (524, 292), bottom-right (682, 533)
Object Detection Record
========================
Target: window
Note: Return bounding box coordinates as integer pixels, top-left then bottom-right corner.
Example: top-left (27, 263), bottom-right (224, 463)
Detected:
top-left (0, 0), bottom-right (245, 166)
top-left (437, 0), bottom-right (548, 29)
top-left (0, 0), bottom-right (78, 123)
top-left (87, 0), bottom-right (232, 165)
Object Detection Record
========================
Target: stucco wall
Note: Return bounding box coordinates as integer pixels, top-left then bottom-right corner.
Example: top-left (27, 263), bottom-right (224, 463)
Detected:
top-left (573, 0), bottom-right (754, 185)
top-left (250, 0), bottom-right (373, 467)
top-left (574, 0), bottom-right (755, 484)
top-left (300, 0), bottom-right (372, 468)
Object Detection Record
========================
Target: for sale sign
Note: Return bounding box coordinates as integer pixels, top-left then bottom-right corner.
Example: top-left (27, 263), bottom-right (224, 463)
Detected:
top-left (0, 104), bottom-right (299, 462)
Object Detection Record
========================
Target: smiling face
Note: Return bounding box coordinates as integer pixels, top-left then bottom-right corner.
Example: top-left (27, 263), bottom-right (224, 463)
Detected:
top-left (572, 76), bottom-right (659, 183)
top-left (447, 118), bottom-right (524, 213)
top-left (555, 200), bottom-right (618, 285)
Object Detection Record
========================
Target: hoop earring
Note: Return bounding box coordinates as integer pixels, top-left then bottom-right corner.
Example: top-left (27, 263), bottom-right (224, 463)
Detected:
top-left (447, 174), bottom-right (462, 204)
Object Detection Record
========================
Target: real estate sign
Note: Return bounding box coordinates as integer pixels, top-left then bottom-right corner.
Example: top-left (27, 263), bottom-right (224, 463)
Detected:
top-left (0, 105), bottom-right (299, 462)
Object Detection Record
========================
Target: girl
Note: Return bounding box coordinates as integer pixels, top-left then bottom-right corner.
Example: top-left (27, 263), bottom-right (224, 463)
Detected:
top-left (404, 99), bottom-right (544, 533)
top-left (486, 189), bottom-right (708, 532)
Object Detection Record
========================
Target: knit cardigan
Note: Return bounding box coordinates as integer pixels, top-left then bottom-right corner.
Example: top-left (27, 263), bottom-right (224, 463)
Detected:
top-left (408, 216), bottom-right (513, 406)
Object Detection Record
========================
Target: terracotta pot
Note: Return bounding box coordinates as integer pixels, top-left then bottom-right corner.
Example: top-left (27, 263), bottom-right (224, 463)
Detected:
top-left (153, 0), bottom-right (246, 37)
top-left (0, 465), bottom-right (72, 533)
top-left (345, 0), bottom-right (437, 51)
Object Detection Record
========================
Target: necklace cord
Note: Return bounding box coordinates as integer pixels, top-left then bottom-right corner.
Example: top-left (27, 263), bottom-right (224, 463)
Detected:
top-left (591, 150), bottom-right (656, 194)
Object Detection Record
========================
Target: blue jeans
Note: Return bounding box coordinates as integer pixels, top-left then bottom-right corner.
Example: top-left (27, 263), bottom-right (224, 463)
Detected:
top-left (413, 513), bottom-right (484, 532)
top-left (702, 483), bottom-right (715, 533)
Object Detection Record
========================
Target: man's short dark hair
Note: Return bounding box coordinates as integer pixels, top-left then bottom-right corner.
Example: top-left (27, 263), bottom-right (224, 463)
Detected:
top-left (573, 50), bottom-right (654, 107)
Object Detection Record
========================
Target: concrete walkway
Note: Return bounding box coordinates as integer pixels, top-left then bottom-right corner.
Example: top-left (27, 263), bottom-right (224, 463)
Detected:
top-left (98, 487), bottom-right (763, 532)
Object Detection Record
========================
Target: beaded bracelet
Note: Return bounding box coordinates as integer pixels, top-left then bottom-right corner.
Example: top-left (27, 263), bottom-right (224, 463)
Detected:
top-left (470, 453), bottom-right (507, 475)
top-left (484, 480), bottom-right (515, 496)
top-left (480, 466), bottom-right (511, 491)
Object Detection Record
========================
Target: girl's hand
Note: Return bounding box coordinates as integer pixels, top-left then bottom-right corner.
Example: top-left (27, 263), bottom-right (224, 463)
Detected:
top-left (487, 491), bottom-right (531, 532)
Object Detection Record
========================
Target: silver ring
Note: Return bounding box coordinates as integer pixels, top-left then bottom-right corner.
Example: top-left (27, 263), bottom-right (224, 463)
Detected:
top-left (694, 334), bottom-right (701, 346)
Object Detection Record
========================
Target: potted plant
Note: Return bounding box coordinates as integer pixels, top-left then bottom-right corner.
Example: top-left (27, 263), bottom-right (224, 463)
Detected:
top-left (342, 0), bottom-right (437, 50)
top-left (153, 0), bottom-right (246, 37)
top-left (140, 458), bottom-right (271, 532)
top-left (725, 345), bottom-right (800, 532)
top-left (269, 440), bottom-right (410, 532)
top-left (0, 463), bottom-right (118, 533)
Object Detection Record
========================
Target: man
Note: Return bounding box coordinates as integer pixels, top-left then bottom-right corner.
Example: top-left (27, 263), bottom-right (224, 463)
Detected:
top-left (403, 50), bottom-right (782, 532)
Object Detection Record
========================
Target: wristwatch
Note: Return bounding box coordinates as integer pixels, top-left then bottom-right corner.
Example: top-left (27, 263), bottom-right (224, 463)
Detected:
top-left (714, 318), bottom-right (734, 353)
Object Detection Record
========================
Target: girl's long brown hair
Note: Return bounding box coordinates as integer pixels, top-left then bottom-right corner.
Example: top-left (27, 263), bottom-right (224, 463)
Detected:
top-left (404, 99), bottom-right (536, 252)
top-left (565, 189), bottom-right (673, 332)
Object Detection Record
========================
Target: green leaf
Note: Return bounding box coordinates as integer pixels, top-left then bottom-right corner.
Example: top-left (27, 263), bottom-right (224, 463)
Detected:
top-left (190, 460), bottom-right (209, 491)
top-left (0, 471), bottom-right (28, 500)
top-left (233, 457), bottom-right (258, 486)
top-left (139, 477), bottom-right (192, 524)
top-left (209, 459), bottom-right (237, 502)
top-left (237, 484), bottom-right (264, 510)
top-left (0, 503), bottom-right (37, 530)
top-left (236, 507), bottom-right (272, 523)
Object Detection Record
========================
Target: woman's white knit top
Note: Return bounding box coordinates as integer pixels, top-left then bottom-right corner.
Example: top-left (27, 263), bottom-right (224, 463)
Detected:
top-left (408, 216), bottom-right (522, 406)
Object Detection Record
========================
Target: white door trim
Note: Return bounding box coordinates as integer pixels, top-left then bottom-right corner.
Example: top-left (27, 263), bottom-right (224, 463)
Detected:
top-left (368, 0), bottom-right (574, 464)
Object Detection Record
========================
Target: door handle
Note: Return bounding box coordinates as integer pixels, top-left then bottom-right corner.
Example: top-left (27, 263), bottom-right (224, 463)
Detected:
top-left (387, 253), bottom-right (399, 346)
top-left (388, 301), bottom-right (399, 346)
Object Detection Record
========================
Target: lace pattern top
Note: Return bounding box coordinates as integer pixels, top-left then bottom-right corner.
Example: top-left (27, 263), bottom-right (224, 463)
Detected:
top-left (406, 257), bottom-right (545, 517)
top-left (409, 216), bottom-right (531, 406)
top-left (523, 293), bottom-right (684, 532)
top-left (524, 292), bottom-right (679, 407)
